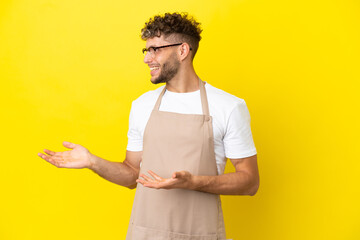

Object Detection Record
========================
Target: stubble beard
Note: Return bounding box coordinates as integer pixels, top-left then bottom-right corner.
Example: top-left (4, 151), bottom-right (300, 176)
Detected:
top-left (151, 53), bottom-right (180, 85)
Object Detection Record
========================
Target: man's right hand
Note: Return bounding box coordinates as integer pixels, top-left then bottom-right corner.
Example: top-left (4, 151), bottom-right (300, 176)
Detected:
top-left (38, 142), bottom-right (142, 187)
top-left (38, 141), bottom-right (93, 169)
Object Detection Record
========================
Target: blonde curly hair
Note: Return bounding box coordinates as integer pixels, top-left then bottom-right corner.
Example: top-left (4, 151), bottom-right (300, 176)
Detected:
top-left (141, 12), bottom-right (203, 59)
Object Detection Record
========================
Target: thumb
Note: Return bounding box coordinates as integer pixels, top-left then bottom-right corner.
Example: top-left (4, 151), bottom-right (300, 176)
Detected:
top-left (172, 171), bottom-right (183, 179)
top-left (63, 141), bottom-right (76, 149)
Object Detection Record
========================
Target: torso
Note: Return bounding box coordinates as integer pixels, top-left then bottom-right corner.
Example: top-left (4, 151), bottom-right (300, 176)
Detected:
top-left (127, 81), bottom-right (256, 174)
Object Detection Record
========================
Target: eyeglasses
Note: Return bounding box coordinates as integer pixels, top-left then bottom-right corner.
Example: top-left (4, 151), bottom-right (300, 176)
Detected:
top-left (142, 43), bottom-right (192, 57)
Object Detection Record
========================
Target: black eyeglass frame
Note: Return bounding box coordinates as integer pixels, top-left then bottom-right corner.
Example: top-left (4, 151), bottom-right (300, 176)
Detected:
top-left (142, 43), bottom-right (192, 55)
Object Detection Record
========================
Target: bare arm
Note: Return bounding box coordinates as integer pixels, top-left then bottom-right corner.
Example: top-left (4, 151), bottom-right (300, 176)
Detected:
top-left (190, 155), bottom-right (259, 195)
top-left (89, 150), bottom-right (142, 189)
top-left (38, 141), bottom-right (142, 189)
top-left (137, 154), bottom-right (259, 196)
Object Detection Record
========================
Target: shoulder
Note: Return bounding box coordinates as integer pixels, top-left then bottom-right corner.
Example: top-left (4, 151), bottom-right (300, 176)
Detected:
top-left (131, 85), bottom-right (165, 109)
top-left (205, 82), bottom-right (246, 112)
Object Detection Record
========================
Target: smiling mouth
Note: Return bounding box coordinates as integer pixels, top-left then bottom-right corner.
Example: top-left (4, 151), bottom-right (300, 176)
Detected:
top-left (150, 66), bottom-right (160, 77)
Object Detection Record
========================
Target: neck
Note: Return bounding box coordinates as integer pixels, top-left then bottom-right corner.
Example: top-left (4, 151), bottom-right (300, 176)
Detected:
top-left (165, 64), bottom-right (202, 93)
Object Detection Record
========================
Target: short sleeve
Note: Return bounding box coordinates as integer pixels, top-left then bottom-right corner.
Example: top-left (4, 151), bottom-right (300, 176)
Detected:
top-left (223, 100), bottom-right (257, 159)
top-left (126, 101), bottom-right (143, 151)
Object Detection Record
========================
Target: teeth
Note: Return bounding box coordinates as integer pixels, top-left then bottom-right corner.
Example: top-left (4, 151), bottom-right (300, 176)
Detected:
top-left (150, 67), bottom-right (160, 71)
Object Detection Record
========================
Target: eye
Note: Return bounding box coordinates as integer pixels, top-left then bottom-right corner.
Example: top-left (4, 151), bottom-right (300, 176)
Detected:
top-left (146, 47), bottom-right (154, 54)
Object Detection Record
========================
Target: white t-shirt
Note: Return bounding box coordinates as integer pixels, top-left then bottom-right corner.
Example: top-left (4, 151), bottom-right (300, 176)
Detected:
top-left (126, 81), bottom-right (257, 175)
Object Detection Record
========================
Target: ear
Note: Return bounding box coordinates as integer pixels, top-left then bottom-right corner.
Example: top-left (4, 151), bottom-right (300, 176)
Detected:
top-left (178, 43), bottom-right (191, 61)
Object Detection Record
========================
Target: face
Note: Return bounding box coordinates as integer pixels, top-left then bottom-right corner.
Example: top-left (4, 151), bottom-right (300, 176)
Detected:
top-left (144, 36), bottom-right (181, 84)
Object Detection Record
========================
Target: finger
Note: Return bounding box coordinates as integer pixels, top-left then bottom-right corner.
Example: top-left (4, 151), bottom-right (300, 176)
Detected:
top-left (38, 153), bottom-right (64, 168)
top-left (140, 174), bottom-right (155, 182)
top-left (136, 179), bottom-right (157, 188)
top-left (63, 141), bottom-right (76, 149)
top-left (39, 153), bottom-right (65, 164)
top-left (136, 179), bottom-right (145, 185)
top-left (142, 182), bottom-right (160, 189)
top-left (148, 170), bottom-right (163, 181)
top-left (38, 152), bottom-right (49, 160)
top-left (173, 171), bottom-right (184, 179)
top-left (38, 152), bottom-right (56, 161)
top-left (43, 149), bottom-right (56, 156)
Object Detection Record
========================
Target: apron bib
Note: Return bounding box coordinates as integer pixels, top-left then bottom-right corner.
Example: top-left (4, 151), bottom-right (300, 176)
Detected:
top-left (126, 78), bottom-right (226, 240)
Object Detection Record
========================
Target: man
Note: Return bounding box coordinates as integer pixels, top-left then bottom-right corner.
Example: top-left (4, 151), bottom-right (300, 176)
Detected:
top-left (38, 12), bottom-right (259, 240)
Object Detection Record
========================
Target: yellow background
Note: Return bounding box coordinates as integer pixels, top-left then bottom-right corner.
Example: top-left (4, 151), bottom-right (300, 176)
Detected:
top-left (1, 0), bottom-right (359, 239)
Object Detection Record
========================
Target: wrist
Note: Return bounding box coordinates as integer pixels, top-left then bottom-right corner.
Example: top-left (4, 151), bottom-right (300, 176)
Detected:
top-left (191, 175), bottom-right (213, 192)
top-left (88, 153), bottom-right (98, 170)
top-left (189, 175), bottom-right (200, 190)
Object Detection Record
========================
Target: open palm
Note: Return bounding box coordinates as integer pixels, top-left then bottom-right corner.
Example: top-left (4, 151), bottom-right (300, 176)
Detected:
top-left (38, 141), bottom-right (92, 169)
top-left (136, 170), bottom-right (193, 190)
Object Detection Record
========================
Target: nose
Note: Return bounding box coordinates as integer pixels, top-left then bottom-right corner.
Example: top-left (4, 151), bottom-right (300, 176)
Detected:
top-left (143, 52), bottom-right (152, 64)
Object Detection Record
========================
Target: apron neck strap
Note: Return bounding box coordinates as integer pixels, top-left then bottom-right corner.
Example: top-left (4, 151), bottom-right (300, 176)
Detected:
top-left (153, 78), bottom-right (210, 116)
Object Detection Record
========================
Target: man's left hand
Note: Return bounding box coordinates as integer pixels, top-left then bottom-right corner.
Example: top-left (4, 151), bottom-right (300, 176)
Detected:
top-left (136, 170), bottom-right (193, 190)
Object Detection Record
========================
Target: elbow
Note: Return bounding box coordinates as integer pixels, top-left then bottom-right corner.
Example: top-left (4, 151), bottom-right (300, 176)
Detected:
top-left (234, 179), bottom-right (259, 196)
top-left (125, 183), bottom-right (137, 190)
top-left (248, 180), bottom-right (259, 196)
top-left (248, 184), bottom-right (259, 196)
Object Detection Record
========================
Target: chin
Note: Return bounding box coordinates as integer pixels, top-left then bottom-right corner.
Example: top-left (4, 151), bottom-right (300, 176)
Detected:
top-left (150, 76), bottom-right (168, 84)
top-left (150, 77), bottom-right (159, 84)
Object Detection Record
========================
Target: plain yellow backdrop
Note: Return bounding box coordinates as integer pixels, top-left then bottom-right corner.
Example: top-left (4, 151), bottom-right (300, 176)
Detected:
top-left (1, 0), bottom-right (359, 239)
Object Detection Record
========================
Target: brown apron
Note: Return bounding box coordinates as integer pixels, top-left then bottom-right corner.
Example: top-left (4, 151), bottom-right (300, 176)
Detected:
top-left (126, 78), bottom-right (226, 240)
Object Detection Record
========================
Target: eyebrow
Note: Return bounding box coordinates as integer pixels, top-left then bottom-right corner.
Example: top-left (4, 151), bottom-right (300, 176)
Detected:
top-left (146, 45), bottom-right (157, 49)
